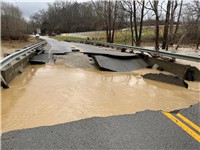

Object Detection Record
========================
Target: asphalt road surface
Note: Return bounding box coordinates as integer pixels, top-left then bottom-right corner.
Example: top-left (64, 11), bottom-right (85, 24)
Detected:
top-left (2, 36), bottom-right (200, 149)
top-left (42, 36), bottom-right (132, 56)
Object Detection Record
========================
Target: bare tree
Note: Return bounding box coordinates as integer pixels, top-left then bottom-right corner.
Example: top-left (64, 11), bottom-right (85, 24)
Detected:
top-left (162, 0), bottom-right (171, 50)
top-left (29, 1), bottom-right (97, 34)
top-left (119, 1), bottom-right (135, 45)
top-left (138, 1), bottom-right (145, 46)
top-left (168, 0), bottom-right (178, 46)
top-left (92, 0), bottom-right (118, 43)
top-left (150, 1), bottom-right (160, 51)
top-left (171, 0), bottom-right (183, 44)
top-left (142, 0), bottom-right (165, 50)
top-left (182, 1), bottom-right (200, 49)
top-left (1, 2), bottom-right (27, 40)
top-left (119, 0), bottom-right (145, 46)
top-left (161, 0), bottom-right (183, 50)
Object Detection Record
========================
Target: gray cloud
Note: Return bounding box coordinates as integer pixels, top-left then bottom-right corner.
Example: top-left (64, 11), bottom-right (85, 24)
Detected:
top-left (17, 2), bottom-right (47, 18)
top-left (15, 2), bottom-right (50, 19)
top-left (5, 0), bottom-right (90, 20)
top-left (2, 1), bottom-right (52, 20)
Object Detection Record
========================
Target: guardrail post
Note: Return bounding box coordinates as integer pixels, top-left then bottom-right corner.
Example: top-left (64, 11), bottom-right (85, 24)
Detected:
top-left (1, 75), bottom-right (9, 88)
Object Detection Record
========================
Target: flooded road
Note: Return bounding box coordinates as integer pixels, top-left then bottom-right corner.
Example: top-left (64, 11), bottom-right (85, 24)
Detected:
top-left (1, 64), bottom-right (199, 133)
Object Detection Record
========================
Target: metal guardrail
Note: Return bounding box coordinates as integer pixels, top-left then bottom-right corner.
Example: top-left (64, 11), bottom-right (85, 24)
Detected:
top-left (0, 40), bottom-right (46, 70)
top-left (85, 41), bottom-right (200, 62)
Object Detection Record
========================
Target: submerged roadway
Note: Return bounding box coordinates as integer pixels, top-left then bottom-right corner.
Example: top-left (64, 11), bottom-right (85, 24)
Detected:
top-left (2, 36), bottom-right (200, 149)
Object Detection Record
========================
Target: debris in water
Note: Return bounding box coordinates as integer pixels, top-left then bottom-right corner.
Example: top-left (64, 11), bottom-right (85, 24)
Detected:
top-left (30, 54), bottom-right (53, 64)
top-left (143, 73), bottom-right (188, 88)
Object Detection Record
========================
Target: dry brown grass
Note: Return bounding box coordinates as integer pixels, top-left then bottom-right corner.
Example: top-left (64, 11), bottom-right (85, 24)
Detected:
top-left (1, 36), bottom-right (37, 58)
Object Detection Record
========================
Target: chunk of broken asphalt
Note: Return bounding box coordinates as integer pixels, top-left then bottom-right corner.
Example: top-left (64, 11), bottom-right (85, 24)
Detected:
top-left (143, 73), bottom-right (188, 88)
top-left (93, 55), bottom-right (148, 72)
top-left (30, 54), bottom-right (52, 64)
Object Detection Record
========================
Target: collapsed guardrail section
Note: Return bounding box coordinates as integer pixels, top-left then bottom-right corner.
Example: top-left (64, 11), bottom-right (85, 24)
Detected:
top-left (81, 40), bottom-right (200, 62)
top-left (79, 40), bottom-right (200, 82)
top-left (1, 40), bottom-right (46, 88)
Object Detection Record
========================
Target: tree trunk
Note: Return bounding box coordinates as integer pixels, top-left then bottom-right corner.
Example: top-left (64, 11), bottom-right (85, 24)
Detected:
top-left (169, 1), bottom-right (177, 46)
top-left (196, 43), bottom-right (199, 50)
top-left (111, 1), bottom-right (117, 43)
top-left (130, 14), bottom-right (134, 46)
top-left (129, 4), bottom-right (135, 46)
top-left (162, 0), bottom-right (171, 50)
top-left (172, 0), bottom-right (183, 44)
top-left (106, 27), bottom-right (109, 42)
top-left (175, 33), bottom-right (186, 50)
top-left (133, 1), bottom-right (139, 46)
top-left (138, 0), bottom-right (145, 47)
top-left (154, 1), bottom-right (159, 51)
top-left (155, 17), bottom-right (159, 51)
top-left (108, 4), bottom-right (111, 43)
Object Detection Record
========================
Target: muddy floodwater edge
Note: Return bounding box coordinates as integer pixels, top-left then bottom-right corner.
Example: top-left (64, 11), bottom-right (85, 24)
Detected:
top-left (1, 64), bottom-right (200, 133)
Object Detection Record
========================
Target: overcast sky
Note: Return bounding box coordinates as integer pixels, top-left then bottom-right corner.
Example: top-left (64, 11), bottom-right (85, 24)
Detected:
top-left (4, 0), bottom-right (190, 21)
top-left (4, 0), bottom-right (90, 20)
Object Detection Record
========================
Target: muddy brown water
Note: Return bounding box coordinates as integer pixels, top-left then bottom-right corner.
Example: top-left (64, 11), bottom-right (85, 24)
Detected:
top-left (1, 64), bottom-right (200, 133)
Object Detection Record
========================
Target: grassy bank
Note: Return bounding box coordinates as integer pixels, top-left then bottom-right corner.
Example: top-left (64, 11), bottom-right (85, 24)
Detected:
top-left (53, 26), bottom-right (189, 47)
top-left (1, 36), bottom-right (37, 58)
top-left (52, 36), bottom-right (84, 43)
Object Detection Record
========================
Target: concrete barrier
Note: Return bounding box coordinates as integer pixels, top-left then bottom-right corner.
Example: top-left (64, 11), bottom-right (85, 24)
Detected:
top-left (147, 57), bottom-right (200, 81)
top-left (1, 51), bottom-right (36, 84)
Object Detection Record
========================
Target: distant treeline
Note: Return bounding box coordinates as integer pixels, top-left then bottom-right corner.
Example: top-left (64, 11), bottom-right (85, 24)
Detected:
top-left (28, 0), bottom-right (199, 49)
top-left (1, 2), bottom-right (28, 40)
top-left (28, 1), bottom-right (168, 34)
top-left (1, 1), bottom-right (199, 49)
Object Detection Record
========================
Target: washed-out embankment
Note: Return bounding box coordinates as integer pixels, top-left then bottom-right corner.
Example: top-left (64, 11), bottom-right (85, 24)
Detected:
top-left (1, 39), bottom-right (200, 133)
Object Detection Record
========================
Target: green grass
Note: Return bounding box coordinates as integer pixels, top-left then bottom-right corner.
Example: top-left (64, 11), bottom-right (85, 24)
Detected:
top-left (82, 27), bottom-right (159, 45)
top-left (53, 26), bottom-right (185, 46)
